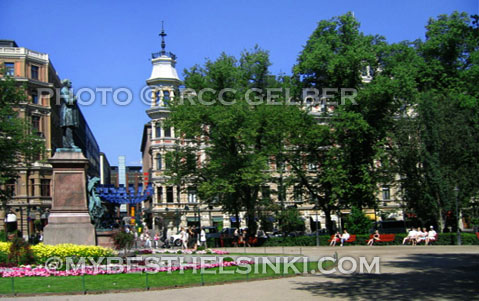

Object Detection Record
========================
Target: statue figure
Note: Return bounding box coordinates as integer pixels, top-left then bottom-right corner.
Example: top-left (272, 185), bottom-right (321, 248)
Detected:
top-left (60, 79), bottom-right (79, 149)
top-left (87, 177), bottom-right (105, 228)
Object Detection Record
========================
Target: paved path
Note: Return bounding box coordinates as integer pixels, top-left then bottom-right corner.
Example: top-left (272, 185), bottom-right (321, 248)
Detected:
top-left (4, 246), bottom-right (479, 301)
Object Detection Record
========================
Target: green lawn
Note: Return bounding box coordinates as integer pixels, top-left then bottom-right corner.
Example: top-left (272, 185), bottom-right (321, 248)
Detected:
top-left (0, 261), bottom-right (330, 296)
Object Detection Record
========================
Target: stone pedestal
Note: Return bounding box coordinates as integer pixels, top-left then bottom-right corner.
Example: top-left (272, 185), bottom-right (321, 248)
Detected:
top-left (43, 150), bottom-right (96, 245)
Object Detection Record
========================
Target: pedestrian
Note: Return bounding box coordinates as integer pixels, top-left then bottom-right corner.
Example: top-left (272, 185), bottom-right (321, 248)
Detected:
top-left (154, 233), bottom-right (160, 248)
top-left (145, 233), bottom-right (152, 249)
top-left (180, 227), bottom-right (188, 250)
top-left (200, 227), bottom-right (207, 248)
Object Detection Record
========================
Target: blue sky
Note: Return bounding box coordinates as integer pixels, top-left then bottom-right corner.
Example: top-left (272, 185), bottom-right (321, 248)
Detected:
top-left (1, 0), bottom-right (477, 166)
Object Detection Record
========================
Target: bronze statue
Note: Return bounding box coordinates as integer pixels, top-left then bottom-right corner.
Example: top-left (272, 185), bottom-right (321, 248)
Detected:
top-left (87, 177), bottom-right (105, 228)
top-left (60, 79), bottom-right (79, 149)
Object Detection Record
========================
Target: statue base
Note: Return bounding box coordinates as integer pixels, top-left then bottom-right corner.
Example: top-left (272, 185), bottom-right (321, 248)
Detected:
top-left (43, 150), bottom-right (96, 246)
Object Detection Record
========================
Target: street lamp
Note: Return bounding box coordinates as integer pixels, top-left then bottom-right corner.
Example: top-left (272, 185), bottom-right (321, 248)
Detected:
top-left (315, 203), bottom-right (320, 247)
top-left (454, 186), bottom-right (461, 246)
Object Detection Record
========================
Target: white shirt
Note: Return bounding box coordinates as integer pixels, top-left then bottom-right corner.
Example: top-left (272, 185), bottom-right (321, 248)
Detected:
top-left (200, 230), bottom-right (206, 242)
top-left (428, 230), bottom-right (437, 238)
top-left (342, 233), bottom-right (350, 240)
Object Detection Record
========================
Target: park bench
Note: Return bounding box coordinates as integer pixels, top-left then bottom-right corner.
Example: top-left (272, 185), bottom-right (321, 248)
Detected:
top-left (328, 234), bottom-right (356, 244)
top-left (367, 233), bottom-right (395, 244)
top-left (476, 232), bottom-right (479, 241)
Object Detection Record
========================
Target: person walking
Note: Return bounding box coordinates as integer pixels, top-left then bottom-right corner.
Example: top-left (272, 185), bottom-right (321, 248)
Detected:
top-left (200, 227), bottom-right (207, 248)
top-left (180, 227), bottom-right (188, 250)
top-left (154, 233), bottom-right (160, 248)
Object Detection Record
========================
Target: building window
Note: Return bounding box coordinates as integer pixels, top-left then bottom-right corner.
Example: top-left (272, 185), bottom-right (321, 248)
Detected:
top-left (40, 179), bottom-right (50, 197)
top-left (307, 162), bottom-right (317, 171)
top-left (166, 186), bottom-right (174, 203)
top-left (261, 186), bottom-right (270, 201)
top-left (382, 186), bottom-right (390, 201)
top-left (155, 124), bottom-right (161, 138)
top-left (30, 179), bottom-right (35, 196)
top-left (156, 154), bottom-right (162, 170)
top-left (156, 187), bottom-right (163, 203)
top-left (164, 126), bottom-right (171, 138)
top-left (163, 90), bottom-right (170, 105)
top-left (187, 187), bottom-right (197, 203)
top-left (294, 186), bottom-right (302, 202)
top-left (5, 180), bottom-right (15, 196)
top-left (31, 65), bottom-right (39, 80)
top-left (4, 62), bottom-right (14, 76)
top-left (32, 92), bottom-right (38, 104)
top-left (31, 115), bottom-right (41, 136)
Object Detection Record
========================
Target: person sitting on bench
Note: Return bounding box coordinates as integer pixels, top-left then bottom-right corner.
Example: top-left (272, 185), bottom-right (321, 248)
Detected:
top-left (340, 230), bottom-right (350, 247)
top-left (416, 227), bottom-right (428, 244)
top-left (402, 228), bottom-right (417, 245)
top-left (330, 231), bottom-right (341, 246)
top-left (425, 226), bottom-right (437, 245)
top-left (368, 230), bottom-right (380, 246)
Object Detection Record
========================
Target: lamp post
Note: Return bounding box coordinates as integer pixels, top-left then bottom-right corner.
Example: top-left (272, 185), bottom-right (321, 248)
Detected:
top-left (315, 202), bottom-right (319, 247)
top-left (454, 186), bottom-right (461, 246)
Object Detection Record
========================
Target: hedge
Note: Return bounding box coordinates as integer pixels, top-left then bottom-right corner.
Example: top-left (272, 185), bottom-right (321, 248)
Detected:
top-left (262, 233), bottom-right (479, 247)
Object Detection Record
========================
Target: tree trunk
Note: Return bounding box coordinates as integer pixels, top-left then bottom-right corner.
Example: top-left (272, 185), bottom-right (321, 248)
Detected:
top-left (324, 207), bottom-right (333, 235)
top-left (438, 207), bottom-right (445, 233)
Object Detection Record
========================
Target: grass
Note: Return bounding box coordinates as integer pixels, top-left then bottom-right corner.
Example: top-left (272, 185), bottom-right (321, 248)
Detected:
top-left (0, 261), bottom-right (331, 296)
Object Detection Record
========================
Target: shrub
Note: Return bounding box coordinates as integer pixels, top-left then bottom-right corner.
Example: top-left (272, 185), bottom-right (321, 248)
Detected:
top-left (8, 236), bottom-right (35, 265)
top-left (31, 243), bottom-right (116, 264)
top-left (223, 257), bottom-right (234, 262)
top-left (344, 207), bottom-right (373, 234)
top-left (112, 230), bottom-right (135, 253)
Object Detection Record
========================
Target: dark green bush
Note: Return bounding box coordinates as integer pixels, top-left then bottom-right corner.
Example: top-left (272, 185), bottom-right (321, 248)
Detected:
top-left (112, 230), bottom-right (135, 252)
top-left (8, 236), bottom-right (35, 265)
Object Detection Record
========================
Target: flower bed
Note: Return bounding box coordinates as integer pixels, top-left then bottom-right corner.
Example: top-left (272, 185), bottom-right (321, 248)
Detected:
top-left (0, 242), bottom-right (116, 265)
top-left (0, 260), bottom-right (253, 278)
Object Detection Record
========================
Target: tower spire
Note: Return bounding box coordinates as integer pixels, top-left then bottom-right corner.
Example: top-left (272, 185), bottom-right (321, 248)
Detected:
top-left (159, 21), bottom-right (167, 55)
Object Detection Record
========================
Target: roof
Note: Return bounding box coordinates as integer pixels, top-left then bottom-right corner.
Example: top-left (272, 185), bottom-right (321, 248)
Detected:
top-left (147, 55), bottom-right (181, 83)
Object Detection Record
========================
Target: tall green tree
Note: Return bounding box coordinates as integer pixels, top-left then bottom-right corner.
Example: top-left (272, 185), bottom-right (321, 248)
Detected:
top-left (167, 47), bottom-right (304, 232)
top-left (291, 13), bottom-right (394, 233)
top-left (0, 73), bottom-right (44, 222)
top-left (392, 12), bottom-right (479, 231)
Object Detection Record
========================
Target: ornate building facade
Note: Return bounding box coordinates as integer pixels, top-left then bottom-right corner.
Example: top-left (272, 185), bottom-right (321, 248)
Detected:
top-left (0, 40), bottom-right (104, 240)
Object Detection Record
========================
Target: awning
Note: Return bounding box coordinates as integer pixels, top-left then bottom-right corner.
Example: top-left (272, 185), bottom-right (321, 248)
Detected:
top-left (6, 213), bottom-right (17, 223)
top-left (212, 216), bottom-right (223, 222)
top-left (230, 217), bottom-right (241, 223)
